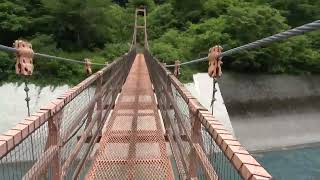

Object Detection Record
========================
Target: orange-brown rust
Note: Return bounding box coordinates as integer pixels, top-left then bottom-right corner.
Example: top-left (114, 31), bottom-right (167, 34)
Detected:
top-left (2, 130), bottom-right (22, 146)
top-left (12, 124), bottom-right (29, 140)
top-left (84, 58), bottom-right (92, 75)
top-left (198, 108), bottom-right (272, 179)
top-left (86, 54), bottom-right (174, 179)
top-left (208, 45), bottom-right (223, 78)
top-left (14, 40), bottom-right (34, 76)
top-left (189, 107), bottom-right (203, 178)
top-left (0, 140), bottom-right (6, 158)
top-left (164, 63), bottom-right (272, 179)
top-left (6, 62), bottom-right (110, 141)
top-left (188, 98), bottom-right (206, 115)
top-left (44, 110), bottom-right (63, 180)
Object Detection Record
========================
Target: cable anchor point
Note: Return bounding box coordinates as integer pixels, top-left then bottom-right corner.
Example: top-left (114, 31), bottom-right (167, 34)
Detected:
top-left (174, 60), bottom-right (181, 78)
top-left (14, 40), bottom-right (34, 76)
top-left (84, 58), bottom-right (92, 75)
top-left (208, 45), bottom-right (223, 78)
top-left (208, 45), bottom-right (223, 113)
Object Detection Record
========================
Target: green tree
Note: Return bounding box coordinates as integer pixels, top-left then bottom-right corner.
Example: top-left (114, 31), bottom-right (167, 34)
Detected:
top-left (0, 0), bottom-right (319, 85)
top-left (203, 0), bottom-right (238, 18)
top-left (108, 4), bottom-right (132, 43)
top-left (171, 0), bottom-right (205, 24)
top-left (42, 0), bottom-right (112, 50)
top-left (127, 0), bottom-right (156, 10)
top-left (147, 3), bottom-right (177, 39)
top-left (223, 3), bottom-right (288, 43)
top-left (257, 0), bottom-right (320, 26)
top-left (0, 1), bottom-right (30, 44)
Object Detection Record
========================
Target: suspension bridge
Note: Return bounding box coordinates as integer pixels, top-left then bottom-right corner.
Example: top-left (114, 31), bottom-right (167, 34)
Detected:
top-left (0, 7), bottom-right (319, 180)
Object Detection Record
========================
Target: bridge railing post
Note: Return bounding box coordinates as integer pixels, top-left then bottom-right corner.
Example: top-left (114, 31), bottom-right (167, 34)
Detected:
top-left (96, 72), bottom-right (103, 134)
top-left (188, 99), bottom-right (206, 178)
top-left (167, 70), bottom-right (218, 179)
top-left (84, 71), bottom-right (102, 130)
top-left (60, 72), bottom-right (104, 179)
top-left (45, 109), bottom-right (63, 180)
top-left (164, 75), bottom-right (172, 128)
top-left (61, 52), bottom-right (137, 179)
top-left (158, 63), bottom-right (189, 179)
top-left (0, 49), bottom-right (139, 179)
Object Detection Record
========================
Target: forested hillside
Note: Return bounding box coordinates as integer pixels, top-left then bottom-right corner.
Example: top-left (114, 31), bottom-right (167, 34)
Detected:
top-left (0, 0), bottom-right (319, 84)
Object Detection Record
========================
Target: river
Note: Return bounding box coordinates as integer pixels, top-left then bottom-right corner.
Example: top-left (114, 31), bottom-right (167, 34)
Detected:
top-left (188, 72), bottom-right (320, 180)
top-left (219, 72), bottom-right (320, 180)
top-left (255, 146), bottom-right (320, 180)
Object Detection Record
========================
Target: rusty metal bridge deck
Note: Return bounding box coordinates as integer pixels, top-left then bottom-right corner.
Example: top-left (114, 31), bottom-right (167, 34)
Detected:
top-left (86, 54), bottom-right (174, 179)
top-left (0, 50), bottom-right (272, 180)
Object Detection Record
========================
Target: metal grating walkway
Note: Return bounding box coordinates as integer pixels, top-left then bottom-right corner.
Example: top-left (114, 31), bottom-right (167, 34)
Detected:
top-left (86, 54), bottom-right (174, 179)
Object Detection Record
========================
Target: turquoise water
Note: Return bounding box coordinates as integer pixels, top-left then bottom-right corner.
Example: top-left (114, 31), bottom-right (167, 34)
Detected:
top-left (255, 146), bottom-right (320, 180)
top-left (0, 161), bottom-right (91, 180)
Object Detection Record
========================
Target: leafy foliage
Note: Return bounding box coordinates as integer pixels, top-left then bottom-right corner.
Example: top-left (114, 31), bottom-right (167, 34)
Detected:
top-left (0, 0), bottom-right (319, 85)
top-left (127, 0), bottom-right (156, 10)
top-left (149, 0), bottom-right (320, 81)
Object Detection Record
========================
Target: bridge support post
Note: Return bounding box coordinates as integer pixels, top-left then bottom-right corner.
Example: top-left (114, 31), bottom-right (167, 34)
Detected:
top-left (85, 72), bottom-right (103, 129)
top-left (45, 110), bottom-right (63, 180)
top-left (188, 99), bottom-right (205, 178)
top-left (96, 73), bottom-right (103, 135)
top-left (111, 75), bottom-right (117, 108)
top-left (164, 77), bottom-right (172, 128)
top-left (131, 7), bottom-right (149, 50)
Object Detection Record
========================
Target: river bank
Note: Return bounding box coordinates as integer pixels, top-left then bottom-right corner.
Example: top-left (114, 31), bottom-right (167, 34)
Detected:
top-left (188, 72), bottom-right (320, 179)
top-left (0, 82), bottom-right (69, 133)
top-left (219, 72), bottom-right (320, 151)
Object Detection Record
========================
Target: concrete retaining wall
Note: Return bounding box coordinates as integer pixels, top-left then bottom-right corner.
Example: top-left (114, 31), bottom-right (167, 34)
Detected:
top-left (190, 72), bottom-right (320, 152)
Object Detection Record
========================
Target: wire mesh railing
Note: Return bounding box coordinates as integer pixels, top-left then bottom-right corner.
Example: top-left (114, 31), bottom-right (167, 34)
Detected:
top-left (144, 50), bottom-right (272, 180)
top-left (0, 49), bottom-right (136, 180)
top-left (201, 125), bottom-right (242, 180)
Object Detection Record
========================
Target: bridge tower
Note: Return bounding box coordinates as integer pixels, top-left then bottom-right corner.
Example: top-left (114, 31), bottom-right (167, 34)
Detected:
top-left (131, 6), bottom-right (149, 50)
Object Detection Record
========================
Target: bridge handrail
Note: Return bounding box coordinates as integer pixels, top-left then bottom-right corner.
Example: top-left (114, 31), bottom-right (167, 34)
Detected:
top-left (0, 49), bottom-right (136, 179)
top-left (144, 50), bottom-right (272, 180)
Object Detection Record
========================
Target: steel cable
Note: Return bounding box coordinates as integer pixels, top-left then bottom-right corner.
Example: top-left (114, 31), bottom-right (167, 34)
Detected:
top-left (0, 44), bottom-right (17, 53)
top-left (166, 20), bottom-right (320, 67)
top-left (0, 44), bottom-right (106, 66)
top-left (34, 52), bottom-right (105, 66)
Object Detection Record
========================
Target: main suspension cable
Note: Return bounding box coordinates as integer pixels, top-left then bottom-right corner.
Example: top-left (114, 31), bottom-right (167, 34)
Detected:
top-left (0, 44), bottom-right (106, 66)
top-left (34, 52), bottom-right (105, 66)
top-left (166, 20), bottom-right (320, 67)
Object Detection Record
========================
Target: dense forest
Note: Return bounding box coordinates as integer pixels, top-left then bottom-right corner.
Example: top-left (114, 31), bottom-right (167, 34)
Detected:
top-left (0, 0), bottom-right (319, 84)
